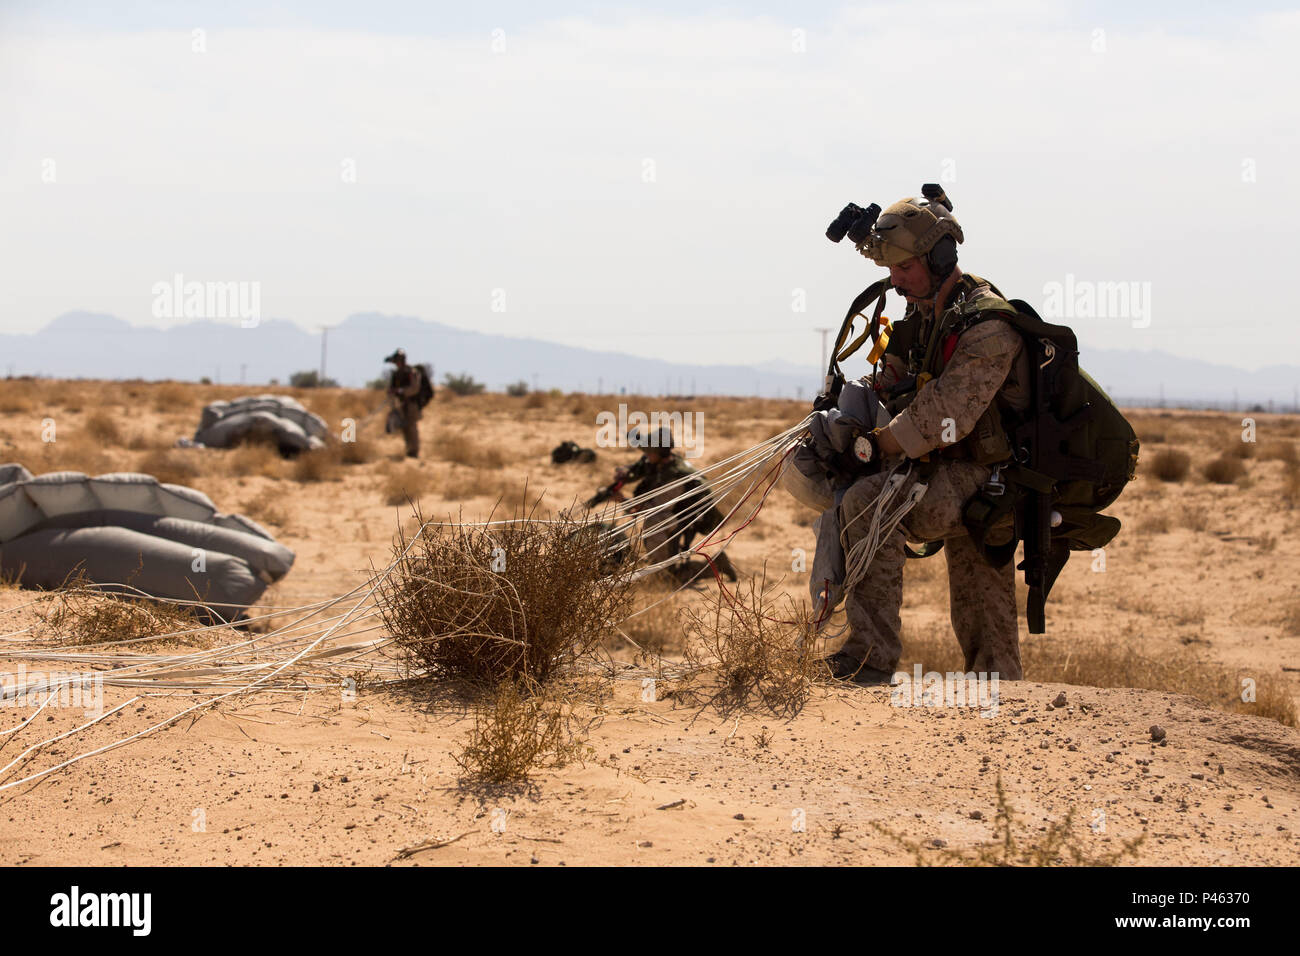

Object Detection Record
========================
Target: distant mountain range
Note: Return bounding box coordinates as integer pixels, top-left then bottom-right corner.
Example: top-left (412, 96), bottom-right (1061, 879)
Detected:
top-left (3, 311), bottom-right (1297, 409)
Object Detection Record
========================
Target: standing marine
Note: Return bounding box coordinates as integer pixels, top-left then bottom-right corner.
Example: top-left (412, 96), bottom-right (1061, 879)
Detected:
top-left (385, 348), bottom-right (427, 459)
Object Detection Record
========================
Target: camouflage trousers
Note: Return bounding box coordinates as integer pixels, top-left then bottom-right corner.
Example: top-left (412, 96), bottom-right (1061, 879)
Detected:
top-left (637, 488), bottom-right (736, 579)
top-left (837, 459), bottom-right (1022, 680)
top-left (397, 400), bottom-right (422, 458)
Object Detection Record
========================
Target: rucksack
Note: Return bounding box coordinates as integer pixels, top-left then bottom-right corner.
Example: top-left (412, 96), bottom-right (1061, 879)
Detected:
top-left (415, 364), bottom-right (435, 408)
top-left (954, 294), bottom-right (1139, 632)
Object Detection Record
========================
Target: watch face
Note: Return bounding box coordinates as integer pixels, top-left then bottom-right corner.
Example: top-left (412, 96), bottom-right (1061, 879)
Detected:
top-left (853, 435), bottom-right (874, 463)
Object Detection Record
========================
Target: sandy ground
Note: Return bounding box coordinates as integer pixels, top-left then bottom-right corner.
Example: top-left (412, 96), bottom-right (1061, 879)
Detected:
top-left (0, 382), bottom-right (1297, 865)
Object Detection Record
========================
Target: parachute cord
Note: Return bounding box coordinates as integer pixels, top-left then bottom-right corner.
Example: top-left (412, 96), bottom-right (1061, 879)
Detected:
top-left (840, 461), bottom-right (929, 593)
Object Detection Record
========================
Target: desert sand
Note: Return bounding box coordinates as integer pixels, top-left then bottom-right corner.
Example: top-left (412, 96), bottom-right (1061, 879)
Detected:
top-left (0, 380), bottom-right (1296, 866)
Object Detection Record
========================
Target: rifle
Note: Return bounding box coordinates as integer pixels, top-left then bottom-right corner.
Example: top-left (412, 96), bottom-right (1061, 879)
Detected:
top-left (585, 478), bottom-right (627, 509)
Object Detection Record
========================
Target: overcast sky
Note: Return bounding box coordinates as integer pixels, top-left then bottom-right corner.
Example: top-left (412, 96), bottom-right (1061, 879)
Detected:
top-left (1, 0), bottom-right (1296, 373)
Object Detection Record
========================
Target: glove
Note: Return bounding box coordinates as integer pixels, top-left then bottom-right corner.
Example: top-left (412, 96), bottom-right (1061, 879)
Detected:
top-left (834, 429), bottom-right (880, 479)
top-left (812, 373), bottom-right (845, 412)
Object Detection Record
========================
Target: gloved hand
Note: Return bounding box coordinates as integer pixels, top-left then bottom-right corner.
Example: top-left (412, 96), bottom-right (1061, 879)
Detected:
top-left (812, 373), bottom-right (845, 412)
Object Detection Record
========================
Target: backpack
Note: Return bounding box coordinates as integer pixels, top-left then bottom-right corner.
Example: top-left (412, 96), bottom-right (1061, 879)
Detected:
top-left (415, 364), bottom-right (435, 408)
top-left (952, 294), bottom-right (1140, 633)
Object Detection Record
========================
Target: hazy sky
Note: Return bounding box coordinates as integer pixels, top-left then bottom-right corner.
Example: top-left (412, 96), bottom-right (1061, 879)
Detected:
top-left (1, 0), bottom-right (1296, 373)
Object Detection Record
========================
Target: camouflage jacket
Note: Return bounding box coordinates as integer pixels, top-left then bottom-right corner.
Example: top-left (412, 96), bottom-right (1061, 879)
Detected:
top-left (626, 453), bottom-right (702, 496)
top-left (389, 365), bottom-right (423, 402)
top-left (875, 272), bottom-right (1030, 461)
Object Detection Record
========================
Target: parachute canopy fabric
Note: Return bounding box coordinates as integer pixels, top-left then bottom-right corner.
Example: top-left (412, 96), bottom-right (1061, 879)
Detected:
top-left (194, 394), bottom-right (329, 455)
top-left (0, 466), bottom-right (294, 621)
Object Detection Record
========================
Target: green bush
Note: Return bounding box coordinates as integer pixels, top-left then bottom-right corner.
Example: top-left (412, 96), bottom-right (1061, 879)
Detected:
top-left (443, 372), bottom-right (486, 396)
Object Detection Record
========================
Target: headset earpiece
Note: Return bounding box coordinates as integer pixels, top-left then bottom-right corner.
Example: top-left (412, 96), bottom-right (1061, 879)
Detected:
top-left (926, 235), bottom-right (958, 278)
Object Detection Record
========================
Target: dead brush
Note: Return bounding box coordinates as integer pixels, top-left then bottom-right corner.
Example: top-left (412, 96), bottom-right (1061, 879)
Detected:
top-left (1202, 455), bottom-right (1245, 484)
top-left (39, 577), bottom-right (219, 649)
top-left (339, 436), bottom-right (376, 465)
top-left (138, 448), bottom-right (204, 487)
top-left (1259, 440), bottom-right (1298, 464)
top-left (373, 500), bottom-right (632, 688)
top-left (436, 430), bottom-right (506, 469)
top-left (150, 381), bottom-right (189, 412)
top-left (453, 679), bottom-right (594, 784)
top-left (380, 463), bottom-right (431, 506)
top-left (1284, 463), bottom-right (1300, 508)
top-left (1022, 637), bottom-right (1296, 727)
top-left (675, 570), bottom-right (821, 718)
top-left (872, 773), bottom-right (1146, 867)
top-left (1147, 448), bottom-right (1190, 482)
top-left (83, 411), bottom-right (123, 445)
top-left (225, 440), bottom-right (286, 479)
top-left (242, 487), bottom-right (288, 526)
top-left (290, 446), bottom-right (341, 482)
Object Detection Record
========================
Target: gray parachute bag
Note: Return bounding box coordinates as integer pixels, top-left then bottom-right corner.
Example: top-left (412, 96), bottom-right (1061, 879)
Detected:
top-left (0, 467), bottom-right (294, 622)
top-left (781, 379), bottom-right (891, 626)
top-left (194, 395), bottom-right (329, 456)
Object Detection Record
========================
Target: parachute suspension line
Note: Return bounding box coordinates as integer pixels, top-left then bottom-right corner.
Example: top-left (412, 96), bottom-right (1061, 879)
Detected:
top-left (840, 461), bottom-right (929, 593)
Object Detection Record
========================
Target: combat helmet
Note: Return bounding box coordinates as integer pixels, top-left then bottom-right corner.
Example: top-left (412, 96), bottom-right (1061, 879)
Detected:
top-left (858, 186), bottom-right (964, 276)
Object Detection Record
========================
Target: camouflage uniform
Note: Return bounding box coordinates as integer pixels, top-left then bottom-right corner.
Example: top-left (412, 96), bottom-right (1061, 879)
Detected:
top-left (389, 364), bottom-right (424, 458)
top-left (625, 453), bottom-right (738, 580)
top-left (838, 273), bottom-right (1029, 679)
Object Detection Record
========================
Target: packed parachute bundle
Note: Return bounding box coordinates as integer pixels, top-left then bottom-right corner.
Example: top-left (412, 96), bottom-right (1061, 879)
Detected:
top-left (193, 395), bottom-right (329, 457)
top-left (0, 464), bottom-right (294, 621)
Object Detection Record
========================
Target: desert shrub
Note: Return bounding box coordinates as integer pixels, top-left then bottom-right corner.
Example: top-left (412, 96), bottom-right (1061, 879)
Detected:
top-left (288, 370), bottom-right (339, 388)
top-left (1227, 439), bottom-right (1256, 460)
top-left (901, 629), bottom-right (1295, 727)
top-left (380, 464), bottom-right (430, 505)
top-left (873, 774), bottom-right (1146, 866)
top-left (374, 504), bottom-right (632, 687)
top-left (291, 448), bottom-right (341, 482)
top-left (150, 381), bottom-right (189, 412)
top-left (225, 440), bottom-right (285, 479)
top-left (38, 573), bottom-right (220, 649)
top-left (1136, 513), bottom-right (1171, 534)
top-left (1148, 448), bottom-right (1190, 482)
top-left (1202, 455), bottom-right (1245, 484)
top-left (138, 449), bottom-right (203, 486)
top-left (505, 380), bottom-right (530, 397)
top-left (1284, 463), bottom-right (1300, 508)
top-left (1259, 441), bottom-right (1298, 463)
top-left (339, 437), bottom-right (375, 465)
top-left (676, 571), bottom-right (820, 717)
top-left (436, 431), bottom-right (505, 469)
top-left (524, 391), bottom-right (548, 410)
top-left (242, 488), bottom-right (288, 526)
top-left (443, 372), bottom-right (486, 396)
top-left (83, 411), bottom-right (123, 445)
top-left (453, 680), bottom-right (591, 784)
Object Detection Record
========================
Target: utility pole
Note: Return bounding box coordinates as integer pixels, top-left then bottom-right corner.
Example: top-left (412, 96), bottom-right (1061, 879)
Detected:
top-left (815, 327), bottom-right (833, 377)
top-left (240, 363), bottom-right (247, 384)
top-left (319, 325), bottom-right (335, 384)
